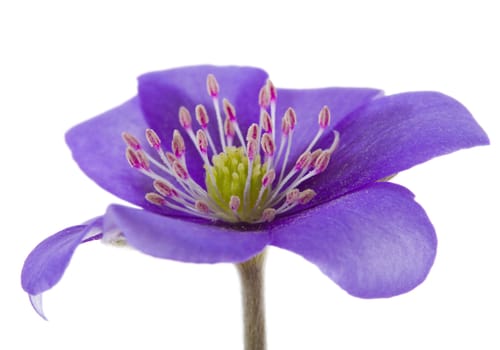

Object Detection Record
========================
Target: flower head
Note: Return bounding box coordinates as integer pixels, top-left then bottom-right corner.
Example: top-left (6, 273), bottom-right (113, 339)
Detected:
top-left (21, 65), bottom-right (489, 319)
top-left (122, 73), bottom-right (338, 224)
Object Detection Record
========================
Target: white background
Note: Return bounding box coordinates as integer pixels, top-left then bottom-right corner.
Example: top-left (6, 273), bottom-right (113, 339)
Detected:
top-left (1, 1), bottom-right (498, 349)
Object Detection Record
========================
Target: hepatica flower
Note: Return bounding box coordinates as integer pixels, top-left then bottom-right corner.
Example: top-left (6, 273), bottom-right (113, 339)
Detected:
top-left (22, 65), bottom-right (488, 348)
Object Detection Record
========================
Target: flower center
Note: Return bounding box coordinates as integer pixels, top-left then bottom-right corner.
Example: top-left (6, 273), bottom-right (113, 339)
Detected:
top-left (206, 146), bottom-right (268, 222)
top-left (122, 74), bottom-right (340, 224)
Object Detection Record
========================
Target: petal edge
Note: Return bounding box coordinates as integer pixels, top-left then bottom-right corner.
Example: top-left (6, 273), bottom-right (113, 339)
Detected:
top-left (271, 183), bottom-right (437, 298)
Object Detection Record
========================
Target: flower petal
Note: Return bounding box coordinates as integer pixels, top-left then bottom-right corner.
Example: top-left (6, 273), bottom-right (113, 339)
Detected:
top-left (271, 183), bottom-right (437, 298)
top-left (21, 219), bottom-right (102, 318)
top-left (275, 87), bottom-right (382, 159)
top-left (138, 66), bottom-right (268, 183)
top-left (66, 98), bottom-right (187, 217)
top-left (104, 204), bottom-right (271, 263)
top-left (308, 91), bottom-right (490, 205)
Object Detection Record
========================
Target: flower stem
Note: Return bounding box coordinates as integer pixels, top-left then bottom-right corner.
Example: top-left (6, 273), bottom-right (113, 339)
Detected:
top-left (236, 251), bottom-right (267, 350)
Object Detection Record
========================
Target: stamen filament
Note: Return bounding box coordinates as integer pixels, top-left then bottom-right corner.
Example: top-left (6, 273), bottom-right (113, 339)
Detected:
top-left (267, 80), bottom-right (277, 144)
top-left (146, 193), bottom-right (211, 219)
top-left (328, 130), bottom-right (340, 153)
top-left (304, 129), bottom-right (324, 154)
top-left (234, 122), bottom-right (246, 149)
top-left (140, 169), bottom-right (195, 203)
top-left (212, 97), bottom-right (227, 151)
top-left (204, 128), bottom-right (218, 155)
top-left (277, 129), bottom-right (293, 186)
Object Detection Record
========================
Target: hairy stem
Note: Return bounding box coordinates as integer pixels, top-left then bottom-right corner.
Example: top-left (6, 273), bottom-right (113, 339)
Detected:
top-left (236, 251), bottom-right (266, 350)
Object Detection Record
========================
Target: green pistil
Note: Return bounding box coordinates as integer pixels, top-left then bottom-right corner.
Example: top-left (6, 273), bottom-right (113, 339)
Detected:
top-left (205, 146), bottom-right (268, 222)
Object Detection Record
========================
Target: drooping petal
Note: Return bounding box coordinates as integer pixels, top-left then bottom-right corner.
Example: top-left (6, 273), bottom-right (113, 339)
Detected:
top-left (306, 91), bottom-right (490, 206)
top-left (21, 219), bottom-right (103, 318)
top-left (66, 98), bottom-right (187, 217)
top-left (275, 87), bottom-right (382, 159)
top-left (271, 182), bottom-right (436, 298)
top-left (104, 204), bottom-right (271, 263)
top-left (138, 66), bottom-right (268, 183)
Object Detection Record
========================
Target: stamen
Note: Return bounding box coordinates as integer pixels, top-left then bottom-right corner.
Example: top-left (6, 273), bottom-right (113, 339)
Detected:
top-left (145, 129), bottom-right (161, 151)
top-left (223, 98), bottom-right (245, 149)
top-left (229, 195), bottom-right (240, 212)
top-left (206, 74), bottom-right (219, 97)
top-left (172, 160), bottom-right (189, 180)
top-left (247, 139), bottom-right (258, 161)
top-left (275, 113), bottom-right (291, 165)
top-left (195, 104), bottom-right (217, 154)
top-left (286, 189), bottom-right (300, 204)
top-left (165, 152), bottom-right (177, 166)
top-left (281, 112), bottom-right (291, 136)
top-left (254, 169), bottom-right (275, 210)
top-left (260, 208), bottom-right (276, 222)
top-left (153, 179), bottom-right (177, 198)
top-left (195, 200), bottom-right (210, 214)
top-left (172, 130), bottom-right (186, 159)
top-left (207, 75), bottom-right (226, 151)
top-left (261, 169), bottom-right (276, 188)
top-left (313, 151), bottom-right (331, 174)
top-left (304, 106), bottom-right (332, 153)
top-left (267, 80), bottom-right (277, 143)
top-left (261, 110), bottom-right (272, 133)
top-left (266, 152), bottom-right (309, 205)
top-left (126, 148), bottom-right (150, 170)
top-left (195, 104), bottom-right (210, 128)
top-left (179, 106), bottom-right (193, 129)
top-left (298, 189), bottom-right (316, 204)
top-left (147, 190), bottom-right (214, 220)
top-left (294, 151), bottom-right (312, 171)
top-left (224, 117), bottom-right (235, 146)
top-left (246, 123), bottom-right (259, 141)
top-left (196, 128), bottom-right (219, 193)
top-left (122, 132), bottom-right (142, 150)
top-left (179, 106), bottom-right (205, 162)
top-left (261, 133), bottom-right (275, 157)
top-left (257, 88), bottom-right (269, 112)
top-left (277, 108), bottom-right (296, 185)
top-left (244, 140), bottom-right (257, 205)
top-left (126, 147), bottom-right (142, 169)
top-left (309, 149), bottom-right (322, 170)
top-left (267, 79), bottom-right (277, 102)
top-left (196, 129), bottom-right (209, 154)
top-left (282, 151), bottom-right (331, 201)
top-left (223, 98), bottom-right (237, 122)
top-left (318, 106), bottom-right (331, 129)
top-left (146, 192), bottom-right (167, 206)
top-left (286, 107), bottom-right (297, 130)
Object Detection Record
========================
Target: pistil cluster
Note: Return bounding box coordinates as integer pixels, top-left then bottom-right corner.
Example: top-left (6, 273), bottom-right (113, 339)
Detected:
top-left (122, 74), bottom-right (340, 223)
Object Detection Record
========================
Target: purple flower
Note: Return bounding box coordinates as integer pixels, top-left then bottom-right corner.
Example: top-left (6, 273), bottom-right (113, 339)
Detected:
top-left (21, 65), bottom-right (488, 319)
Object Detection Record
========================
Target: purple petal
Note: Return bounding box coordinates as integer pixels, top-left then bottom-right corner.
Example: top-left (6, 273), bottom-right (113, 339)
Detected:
top-left (138, 65), bottom-right (268, 184)
top-left (271, 183), bottom-right (437, 298)
top-left (21, 219), bottom-right (102, 318)
top-left (308, 91), bottom-right (490, 205)
top-left (104, 204), bottom-right (271, 263)
top-left (66, 98), bottom-right (186, 217)
top-left (275, 87), bottom-right (382, 160)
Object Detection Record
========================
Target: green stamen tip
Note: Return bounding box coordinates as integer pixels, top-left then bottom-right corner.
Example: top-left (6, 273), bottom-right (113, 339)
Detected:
top-left (206, 146), bottom-right (268, 222)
